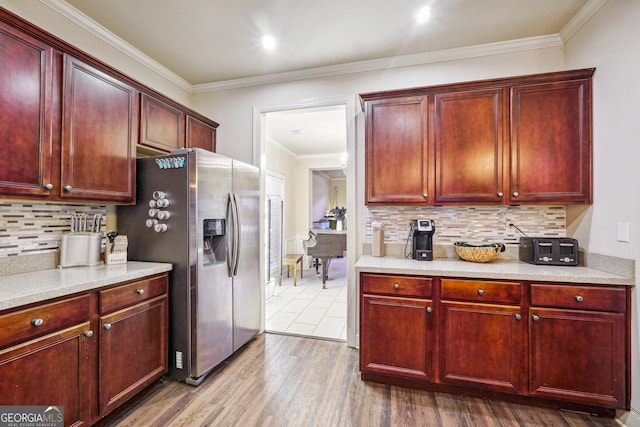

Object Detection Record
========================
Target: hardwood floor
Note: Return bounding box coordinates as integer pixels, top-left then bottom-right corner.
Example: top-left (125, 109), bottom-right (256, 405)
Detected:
top-left (97, 333), bottom-right (618, 427)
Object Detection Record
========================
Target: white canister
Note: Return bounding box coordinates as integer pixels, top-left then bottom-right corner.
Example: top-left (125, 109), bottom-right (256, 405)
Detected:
top-left (372, 222), bottom-right (384, 257)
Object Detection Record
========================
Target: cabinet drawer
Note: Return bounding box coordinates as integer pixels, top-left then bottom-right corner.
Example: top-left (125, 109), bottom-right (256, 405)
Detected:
top-left (530, 284), bottom-right (626, 312)
top-left (100, 274), bottom-right (168, 313)
top-left (360, 273), bottom-right (432, 297)
top-left (0, 294), bottom-right (91, 348)
top-left (441, 279), bottom-right (521, 304)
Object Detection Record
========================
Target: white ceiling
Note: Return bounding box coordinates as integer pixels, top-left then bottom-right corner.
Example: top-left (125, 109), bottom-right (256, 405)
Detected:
top-left (59, 0), bottom-right (593, 156)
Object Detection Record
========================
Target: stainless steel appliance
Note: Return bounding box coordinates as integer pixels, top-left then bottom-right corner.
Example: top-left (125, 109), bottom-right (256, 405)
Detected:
top-left (412, 219), bottom-right (435, 261)
top-left (117, 148), bottom-right (260, 385)
top-left (519, 237), bottom-right (579, 266)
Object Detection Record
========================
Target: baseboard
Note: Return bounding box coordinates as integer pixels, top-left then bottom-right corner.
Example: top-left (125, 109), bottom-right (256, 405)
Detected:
top-left (617, 409), bottom-right (640, 426)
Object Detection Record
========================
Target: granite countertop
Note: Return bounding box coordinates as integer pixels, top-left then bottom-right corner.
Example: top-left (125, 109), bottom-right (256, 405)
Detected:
top-left (355, 255), bottom-right (635, 286)
top-left (0, 261), bottom-right (173, 312)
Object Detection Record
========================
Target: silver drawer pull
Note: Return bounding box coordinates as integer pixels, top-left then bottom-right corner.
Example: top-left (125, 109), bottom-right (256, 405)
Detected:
top-left (532, 314), bottom-right (540, 322)
top-left (427, 307), bottom-right (433, 313)
top-left (103, 323), bottom-right (112, 330)
top-left (393, 283), bottom-right (400, 290)
top-left (514, 313), bottom-right (522, 320)
top-left (136, 289), bottom-right (145, 295)
top-left (477, 289), bottom-right (484, 296)
top-left (83, 330), bottom-right (93, 338)
top-left (575, 295), bottom-right (584, 302)
top-left (31, 318), bottom-right (44, 327)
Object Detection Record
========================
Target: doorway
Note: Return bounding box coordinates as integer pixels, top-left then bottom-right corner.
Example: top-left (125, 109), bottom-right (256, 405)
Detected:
top-left (257, 99), bottom-right (354, 342)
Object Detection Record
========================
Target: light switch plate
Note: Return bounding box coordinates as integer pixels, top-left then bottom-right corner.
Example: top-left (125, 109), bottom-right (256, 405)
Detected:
top-left (617, 221), bottom-right (630, 242)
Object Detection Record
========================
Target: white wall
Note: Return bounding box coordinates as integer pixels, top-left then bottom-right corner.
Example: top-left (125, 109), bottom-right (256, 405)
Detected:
top-left (564, 0), bottom-right (640, 422)
top-left (312, 172), bottom-right (331, 224)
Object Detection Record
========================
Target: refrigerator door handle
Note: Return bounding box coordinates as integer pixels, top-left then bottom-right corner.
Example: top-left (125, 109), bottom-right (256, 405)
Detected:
top-left (231, 192), bottom-right (241, 276)
top-left (226, 193), bottom-right (234, 277)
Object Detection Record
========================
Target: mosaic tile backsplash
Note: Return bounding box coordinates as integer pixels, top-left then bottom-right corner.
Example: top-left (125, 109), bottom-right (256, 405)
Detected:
top-left (0, 201), bottom-right (106, 258)
top-left (367, 205), bottom-right (566, 246)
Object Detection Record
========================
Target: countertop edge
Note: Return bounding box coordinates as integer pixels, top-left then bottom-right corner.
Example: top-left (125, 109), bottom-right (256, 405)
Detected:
top-left (0, 262), bottom-right (173, 312)
top-left (355, 256), bottom-right (635, 286)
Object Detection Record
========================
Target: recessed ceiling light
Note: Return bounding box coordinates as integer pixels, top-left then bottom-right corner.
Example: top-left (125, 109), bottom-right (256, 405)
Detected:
top-left (262, 35), bottom-right (277, 51)
top-left (415, 6), bottom-right (432, 23)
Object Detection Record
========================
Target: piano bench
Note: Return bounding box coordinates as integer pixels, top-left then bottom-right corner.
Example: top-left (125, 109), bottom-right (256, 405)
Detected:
top-left (281, 254), bottom-right (304, 286)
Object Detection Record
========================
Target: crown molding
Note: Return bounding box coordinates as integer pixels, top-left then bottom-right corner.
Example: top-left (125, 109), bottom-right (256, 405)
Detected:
top-left (40, 0), bottom-right (604, 96)
top-left (559, 0), bottom-right (607, 43)
top-left (40, 0), bottom-right (192, 93)
top-left (193, 34), bottom-right (563, 94)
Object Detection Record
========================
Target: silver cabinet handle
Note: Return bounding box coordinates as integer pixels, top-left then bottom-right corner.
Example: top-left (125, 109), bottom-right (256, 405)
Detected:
top-left (393, 283), bottom-right (400, 290)
top-left (31, 318), bottom-right (44, 327)
top-left (44, 183), bottom-right (53, 190)
top-left (63, 185), bottom-right (72, 192)
top-left (427, 306), bottom-right (433, 313)
top-left (136, 289), bottom-right (145, 295)
top-left (497, 192), bottom-right (504, 197)
top-left (103, 323), bottom-right (112, 330)
top-left (512, 191), bottom-right (519, 197)
top-left (422, 193), bottom-right (428, 198)
top-left (575, 295), bottom-right (584, 302)
top-left (83, 330), bottom-right (93, 337)
top-left (477, 289), bottom-right (484, 296)
top-left (532, 314), bottom-right (540, 322)
top-left (514, 313), bottom-right (522, 320)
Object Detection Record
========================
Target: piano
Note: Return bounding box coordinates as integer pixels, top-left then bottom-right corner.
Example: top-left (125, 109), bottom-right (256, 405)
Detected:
top-left (303, 229), bottom-right (346, 288)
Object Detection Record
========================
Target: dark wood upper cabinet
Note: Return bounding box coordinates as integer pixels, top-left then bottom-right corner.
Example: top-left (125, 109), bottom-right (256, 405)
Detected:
top-left (361, 68), bottom-right (594, 205)
top-left (186, 115), bottom-right (217, 152)
top-left (140, 93), bottom-right (185, 153)
top-left (364, 96), bottom-right (430, 203)
top-left (0, 20), bottom-right (55, 197)
top-left (61, 54), bottom-right (138, 203)
top-left (434, 88), bottom-right (505, 204)
top-left (510, 78), bottom-right (592, 204)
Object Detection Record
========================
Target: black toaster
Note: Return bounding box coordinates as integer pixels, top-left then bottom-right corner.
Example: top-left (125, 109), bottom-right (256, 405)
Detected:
top-left (519, 237), bottom-right (579, 266)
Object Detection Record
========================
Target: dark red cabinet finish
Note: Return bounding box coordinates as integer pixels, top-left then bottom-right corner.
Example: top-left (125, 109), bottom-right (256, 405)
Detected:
top-left (186, 115), bottom-right (217, 152)
top-left (364, 96), bottom-right (430, 204)
top-left (361, 68), bottom-right (594, 205)
top-left (0, 20), bottom-right (55, 197)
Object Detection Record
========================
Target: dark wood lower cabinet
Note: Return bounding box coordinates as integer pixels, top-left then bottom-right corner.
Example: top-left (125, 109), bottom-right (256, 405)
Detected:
top-left (359, 273), bottom-right (630, 416)
top-left (529, 307), bottom-right (626, 407)
top-left (440, 302), bottom-right (523, 394)
top-left (0, 322), bottom-right (92, 427)
top-left (99, 295), bottom-right (168, 416)
top-left (360, 295), bottom-right (433, 380)
top-left (0, 273), bottom-right (169, 426)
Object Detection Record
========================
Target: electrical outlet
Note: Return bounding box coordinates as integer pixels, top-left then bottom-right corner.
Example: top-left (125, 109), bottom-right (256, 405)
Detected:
top-left (505, 220), bottom-right (514, 236)
top-left (176, 351), bottom-right (183, 369)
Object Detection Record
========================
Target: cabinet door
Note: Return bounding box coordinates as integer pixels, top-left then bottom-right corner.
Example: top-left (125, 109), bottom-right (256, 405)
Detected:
top-left (510, 79), bottom-right (592, 203)
top-left (140, 93), bottom-right (185, 153)
top-left (0, 21), bottom-right (54, 197)
top-left (360, 294), bottom-right (433, 380)
top-left (529, 307), bottom-right (625, 408)
top-left (99, 295), bottom-right (168, 416)
top-left (440, 301), bottom-right (524, 394)
top-left (434, 89), bottom-right (505, 204)
top-left (186, 115), bottom-right (216, 151)
top-left (365, 96), bottom-right (430, 204)
top-left (62, 54), bottom-right (138, 203)
top-left (0, 322), bottom-right (93, 427)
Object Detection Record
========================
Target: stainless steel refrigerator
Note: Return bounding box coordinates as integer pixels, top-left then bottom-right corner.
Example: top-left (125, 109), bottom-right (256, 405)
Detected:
top-left (117, 148), bottom-right (260, 385)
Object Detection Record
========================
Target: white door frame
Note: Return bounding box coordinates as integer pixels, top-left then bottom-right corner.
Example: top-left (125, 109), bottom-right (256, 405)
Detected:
top-left (253, 95), bottom-right (358, 347)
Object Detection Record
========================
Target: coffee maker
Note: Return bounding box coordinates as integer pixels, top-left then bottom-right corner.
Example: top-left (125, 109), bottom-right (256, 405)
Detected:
top-left (412, 219), bottom-right (435, 261)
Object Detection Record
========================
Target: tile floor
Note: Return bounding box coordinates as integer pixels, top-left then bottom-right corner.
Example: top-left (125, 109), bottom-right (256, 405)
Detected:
top-left (265, 256), bottom-right (347, 341)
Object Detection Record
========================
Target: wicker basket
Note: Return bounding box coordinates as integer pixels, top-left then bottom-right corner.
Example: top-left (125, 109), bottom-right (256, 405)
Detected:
top-left (453, 242), bottom-right (505, 263)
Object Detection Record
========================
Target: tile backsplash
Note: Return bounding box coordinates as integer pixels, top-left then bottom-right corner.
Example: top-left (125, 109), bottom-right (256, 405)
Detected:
top-left (367, 205), bottom-right (566, 246)
top-left (0, 201), bottom-right (106, 258)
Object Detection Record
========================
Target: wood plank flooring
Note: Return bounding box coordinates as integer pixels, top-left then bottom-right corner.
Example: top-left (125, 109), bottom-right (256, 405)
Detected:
top-left (96, 333), bottom-right (619, 427)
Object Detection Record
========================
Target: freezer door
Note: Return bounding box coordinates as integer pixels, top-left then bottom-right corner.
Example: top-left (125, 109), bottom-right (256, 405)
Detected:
top-left (232, 159), bottom-right (261, 351)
